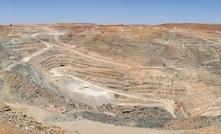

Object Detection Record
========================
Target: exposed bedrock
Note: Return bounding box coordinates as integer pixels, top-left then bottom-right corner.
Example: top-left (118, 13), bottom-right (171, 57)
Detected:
top-left (80, 106), bottom-right (173, 128)
top-left (1, 24), bottom-right (221, 131)
top-left (0, 79), bottom-right (3, 97)
top-left (0, 62), bottom-right (58, 101)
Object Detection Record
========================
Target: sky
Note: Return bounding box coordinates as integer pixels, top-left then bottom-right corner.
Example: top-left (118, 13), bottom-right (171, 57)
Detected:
top-left (0, 0), bottom-right (220, 25)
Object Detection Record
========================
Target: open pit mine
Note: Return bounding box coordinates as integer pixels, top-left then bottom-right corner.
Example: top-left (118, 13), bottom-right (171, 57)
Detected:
top-left (0, 23), bottom-right (221, 134)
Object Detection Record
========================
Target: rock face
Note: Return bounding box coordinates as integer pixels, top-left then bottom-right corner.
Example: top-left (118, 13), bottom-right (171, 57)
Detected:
top-left (0, 79), bottom-right (3, 94)
top-left (0, 24), bottom-right (221, 133)
top-left (80, 105), bottom-right (173, 128)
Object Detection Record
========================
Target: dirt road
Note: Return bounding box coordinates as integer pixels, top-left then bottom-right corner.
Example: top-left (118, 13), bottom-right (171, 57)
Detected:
top-left (20, 29), bottom-right (178, 117)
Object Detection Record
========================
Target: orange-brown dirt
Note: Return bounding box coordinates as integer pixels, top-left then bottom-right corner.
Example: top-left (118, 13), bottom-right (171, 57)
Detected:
top-left (0, 23), bottom-right (221, 133)
top-left (0, 101), bottom-right (69, 134)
